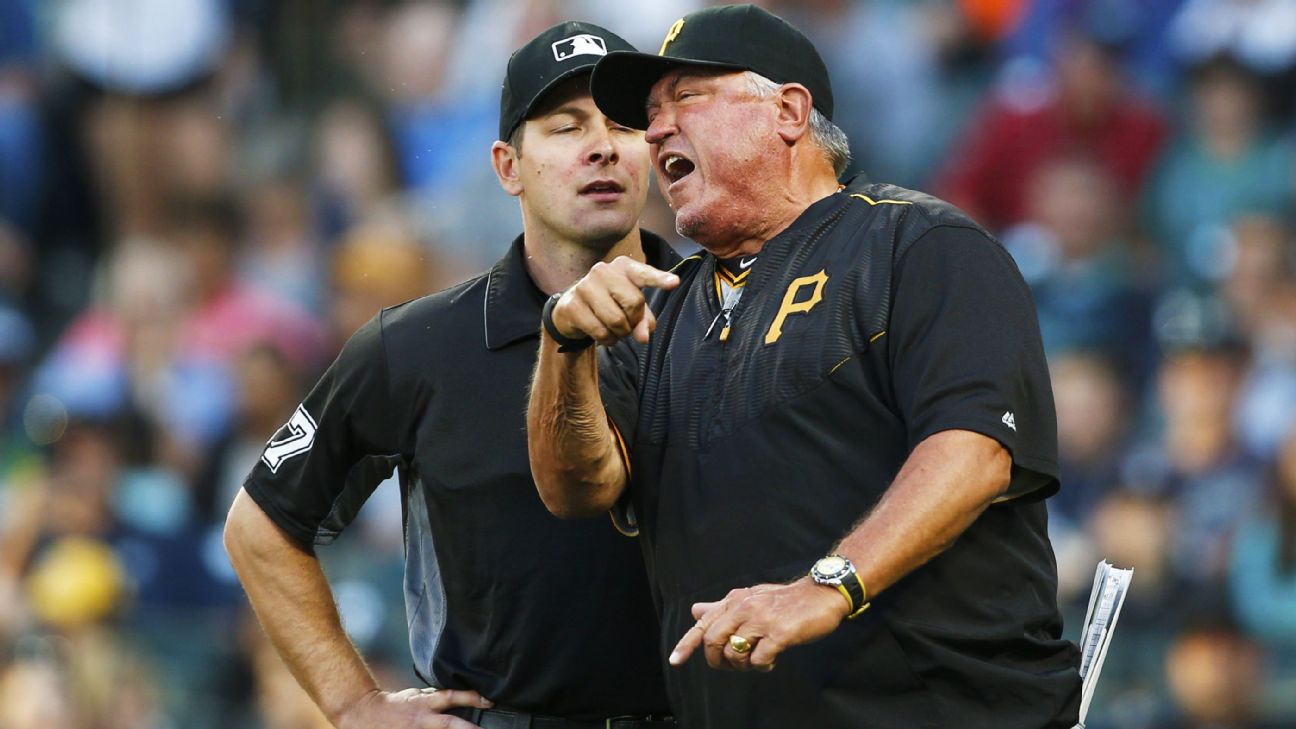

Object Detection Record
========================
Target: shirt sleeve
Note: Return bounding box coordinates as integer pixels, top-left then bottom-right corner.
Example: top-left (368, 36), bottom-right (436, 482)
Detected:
top-left (598, 340), bottom-right (643, 536)
top-left (596, 278), bottom-right (680, 448)
top-left (598, 341), bottom-right (641, 448)
top-left (242, 313), bottom-right (407, 549)
top-left (887, 225), bottom-right (1059, 499)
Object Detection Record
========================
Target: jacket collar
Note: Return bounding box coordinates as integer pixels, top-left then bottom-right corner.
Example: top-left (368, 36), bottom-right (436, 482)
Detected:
top-left (482, 231), bottom-right (681, 351)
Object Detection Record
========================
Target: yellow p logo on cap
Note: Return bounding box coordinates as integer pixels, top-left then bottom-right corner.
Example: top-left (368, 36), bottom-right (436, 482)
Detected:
top-left (659, 19), bottom-right (685, 55)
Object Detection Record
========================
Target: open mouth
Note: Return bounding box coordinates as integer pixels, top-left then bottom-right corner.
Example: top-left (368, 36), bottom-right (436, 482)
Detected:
top-left (661, 154), bottom-right (696, 185)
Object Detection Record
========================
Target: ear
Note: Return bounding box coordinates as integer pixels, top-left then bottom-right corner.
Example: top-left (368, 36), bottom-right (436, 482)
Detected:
top-left (773, 83), bottom-right (814, 145)
top-left (491, 139), bottom-right (524, 197)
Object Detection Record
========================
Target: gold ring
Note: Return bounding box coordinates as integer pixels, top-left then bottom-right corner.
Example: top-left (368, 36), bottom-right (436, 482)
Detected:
top-left (728, 634), bottom-right (753, 654)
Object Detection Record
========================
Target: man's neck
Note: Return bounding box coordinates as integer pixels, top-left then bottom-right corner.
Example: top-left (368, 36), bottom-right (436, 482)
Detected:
top-left (522, 228), bottom-right (645, 295)
top-left (705, 169), bottom-right (842, 259)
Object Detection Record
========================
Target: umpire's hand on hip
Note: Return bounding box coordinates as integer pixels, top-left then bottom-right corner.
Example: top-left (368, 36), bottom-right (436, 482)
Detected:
top-left (669, 578), bottom-right (852, 673)
top-left (335, 687), bottom-right (491, 729)
top-left (551, 257), bottom-right (680, 346)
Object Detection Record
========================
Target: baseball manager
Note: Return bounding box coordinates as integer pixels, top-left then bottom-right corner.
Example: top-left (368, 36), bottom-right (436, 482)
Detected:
top-left (527, 5), bottom-right (1082, 728)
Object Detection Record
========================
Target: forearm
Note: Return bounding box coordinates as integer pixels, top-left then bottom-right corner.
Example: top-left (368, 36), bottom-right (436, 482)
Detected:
top-left (527, 334), bottom-right (627, 517)
top-left (836, 429), bottom-right (1012, 599)
top-left (224, 489), bottom-right (379, 722)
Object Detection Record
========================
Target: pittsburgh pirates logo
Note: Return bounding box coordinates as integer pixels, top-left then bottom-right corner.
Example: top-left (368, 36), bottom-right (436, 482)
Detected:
top-left (765, 270), bottom-right (829, 344)
top-left (659, 19), bottom-right (685, 55)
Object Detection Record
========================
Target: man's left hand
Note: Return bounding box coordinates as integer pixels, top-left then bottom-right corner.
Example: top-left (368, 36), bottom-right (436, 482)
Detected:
top-left (668, 577), bottom-right (850, 672)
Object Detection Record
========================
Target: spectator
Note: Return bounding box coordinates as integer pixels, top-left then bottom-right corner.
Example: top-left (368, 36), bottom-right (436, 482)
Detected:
top-left (194, 342), bottom-right (305, 525)
top-left (164, 195), bottom-right (325, 452)
top-left (1142, 56), bottom-right (1294, 288)
top-left (1001, 0), bottom-right (1186, 100)
top-left (0, 0), bottom-right (40, 232)
top-left (1231, 424), bottom-right (1296, 650)
top-left (0, 645), bottom-right (82, 729)
top-left (239, 176), bottom-right (325, 315)
top-left (33, 239), bottom-right (190, 426)
top-left (1050, 352), bottom-right (1132, 524)
top-left (1153, 320), bottom-right (1264, 588)
top-left (770, 0), bottom-right (987, 187)
top-left (1168, 0), bottom-right (1296, 118)
top-left (1004, 155), bottom-right (1155, 377)
top-left (1082, 488), bottom-right (1182, 729)
top-left (311, 99), bottom-right (402, 242)
top-left (936, 30), bottom-right (1167, 232)
top-left (1222, 215), bottom-right (1293, 340)
top-left (327, 221), bottom-right (447, 347)
top-left (1228, 225), bottom-right (1296, 459)
top-left (1161, 619), bottom-right (1275, 729)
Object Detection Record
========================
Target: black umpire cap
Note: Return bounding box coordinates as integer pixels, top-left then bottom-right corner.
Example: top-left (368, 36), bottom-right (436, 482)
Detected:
top-left (498, 21), bottom-right (638, 141)
top-left (589, 4), bottom-right (834, 131)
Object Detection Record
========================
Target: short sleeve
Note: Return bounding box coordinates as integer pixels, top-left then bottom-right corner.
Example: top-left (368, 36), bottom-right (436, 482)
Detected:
top-left (598, 340), bottom-right (643, 536)
top-left (598, 340), bottom-right (642, 452)
top-left (242, 314), bottom-right (407, 549)
top-left (887, 225), bottom-right (1059, 499)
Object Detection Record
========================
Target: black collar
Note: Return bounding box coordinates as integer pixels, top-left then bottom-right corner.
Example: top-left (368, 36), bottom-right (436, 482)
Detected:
top-left (482, 230), bottom-right (681, 350)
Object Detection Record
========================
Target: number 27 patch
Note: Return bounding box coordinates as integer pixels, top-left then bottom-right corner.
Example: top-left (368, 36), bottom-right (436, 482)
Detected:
top-left (262, 404), bottom-right (318, 473)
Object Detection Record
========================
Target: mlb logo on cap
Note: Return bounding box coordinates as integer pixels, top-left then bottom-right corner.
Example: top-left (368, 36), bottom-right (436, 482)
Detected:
top-left (499, 22), bottom-right (636, 140)
top-left (552, 34), bottom-right (607, 62)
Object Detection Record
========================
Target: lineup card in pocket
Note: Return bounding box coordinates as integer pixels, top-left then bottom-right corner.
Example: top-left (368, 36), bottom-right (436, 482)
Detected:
top-left (1074, 560), bottom-right (1133, 729)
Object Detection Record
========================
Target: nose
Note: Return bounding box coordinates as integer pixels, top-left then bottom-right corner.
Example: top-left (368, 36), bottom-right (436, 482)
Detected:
top-left (587, 126), bottom-right (618, 166)
top-left (645, 105), bottom-right (676, 145)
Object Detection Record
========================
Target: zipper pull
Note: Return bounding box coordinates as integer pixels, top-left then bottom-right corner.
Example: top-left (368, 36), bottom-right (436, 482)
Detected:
top-left (705, 308), bottom-right (733, 340)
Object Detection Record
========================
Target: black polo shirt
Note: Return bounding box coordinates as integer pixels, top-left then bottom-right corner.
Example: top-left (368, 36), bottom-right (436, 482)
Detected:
top-left (243, 233), bottom-right (677, 719)
top-left (601, 179), bottom-right (1081, 729)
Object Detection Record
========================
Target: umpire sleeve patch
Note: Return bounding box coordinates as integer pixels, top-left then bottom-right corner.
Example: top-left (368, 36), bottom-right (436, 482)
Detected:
top-left (261, 404), bottom-right (318, 473)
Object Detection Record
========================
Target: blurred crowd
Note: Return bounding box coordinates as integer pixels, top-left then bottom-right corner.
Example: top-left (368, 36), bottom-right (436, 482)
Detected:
top-left (1, 1), bottom-right (1295, 728)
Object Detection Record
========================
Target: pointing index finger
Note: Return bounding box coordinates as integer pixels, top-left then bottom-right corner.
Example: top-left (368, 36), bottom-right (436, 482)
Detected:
top-left (618, 259), bottom-right (680, 290)
top-left (669, 624), bottom-right (704, 667)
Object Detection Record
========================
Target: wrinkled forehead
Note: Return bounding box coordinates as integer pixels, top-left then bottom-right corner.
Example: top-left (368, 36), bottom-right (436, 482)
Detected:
top-left (646, 67), bottom-right (747, 105)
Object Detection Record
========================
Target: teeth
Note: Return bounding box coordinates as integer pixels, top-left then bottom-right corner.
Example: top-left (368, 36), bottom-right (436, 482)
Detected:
top-left (664, 155), bottom-right (688, 179)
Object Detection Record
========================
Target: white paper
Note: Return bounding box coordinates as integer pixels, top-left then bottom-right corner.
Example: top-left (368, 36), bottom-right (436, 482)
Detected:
top-left (1072, 560), bottom-right (1133, 729)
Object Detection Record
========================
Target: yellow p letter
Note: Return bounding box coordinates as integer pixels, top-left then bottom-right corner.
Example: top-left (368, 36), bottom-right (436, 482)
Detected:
top-left (765, 270), bottom-right (828, 344)
top-left (659, 19), bottom-right (685, 55)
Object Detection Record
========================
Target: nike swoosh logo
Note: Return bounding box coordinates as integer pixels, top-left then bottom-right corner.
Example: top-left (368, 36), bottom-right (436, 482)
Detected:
top-left (739, 257), bottom-right (756, 269)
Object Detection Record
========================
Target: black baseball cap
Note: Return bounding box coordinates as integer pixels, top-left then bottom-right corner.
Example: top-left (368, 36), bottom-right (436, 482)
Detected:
top-left (589, 4), bottom-right (833, 130)
top-left (498, 21), bottom-right (638, 141)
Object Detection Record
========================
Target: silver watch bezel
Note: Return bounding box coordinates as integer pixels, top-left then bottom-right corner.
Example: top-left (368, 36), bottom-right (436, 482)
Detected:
top-left (811, 554), bottom-right (854, 586)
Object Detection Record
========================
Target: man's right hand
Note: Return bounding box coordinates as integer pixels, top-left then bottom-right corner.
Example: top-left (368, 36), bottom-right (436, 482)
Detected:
top-left (551, 256), bottom-right (680, 346)
top-left (334, 687), bottom-right (493, 729)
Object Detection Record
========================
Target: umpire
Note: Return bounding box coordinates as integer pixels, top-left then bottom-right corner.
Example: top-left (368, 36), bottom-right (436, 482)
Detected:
top-left (224, 22), bottom-right (675, 729)
top-left (528, 5), bottom-right (1082, 729)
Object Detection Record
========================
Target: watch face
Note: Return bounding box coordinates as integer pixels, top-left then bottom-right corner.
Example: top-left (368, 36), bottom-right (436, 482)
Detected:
top-left (815, 556), bottom-right (847, 578)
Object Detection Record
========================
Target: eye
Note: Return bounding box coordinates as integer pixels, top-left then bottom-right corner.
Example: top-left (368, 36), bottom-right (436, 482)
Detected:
top-left (551, 125), bottom-right (578, 134)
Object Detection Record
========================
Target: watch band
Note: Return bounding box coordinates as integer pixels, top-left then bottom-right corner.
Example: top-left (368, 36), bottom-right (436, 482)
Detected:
top-left (542, 292), bottom-right (595, 353)
top-left (842, 572), bottom-right (869, 619)
top-left (811, 554), bottom-right (871, 619)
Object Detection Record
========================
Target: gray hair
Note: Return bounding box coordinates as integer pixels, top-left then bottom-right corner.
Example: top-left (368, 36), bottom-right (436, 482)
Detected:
top-left (743, 71), bottom-right (851, 177)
